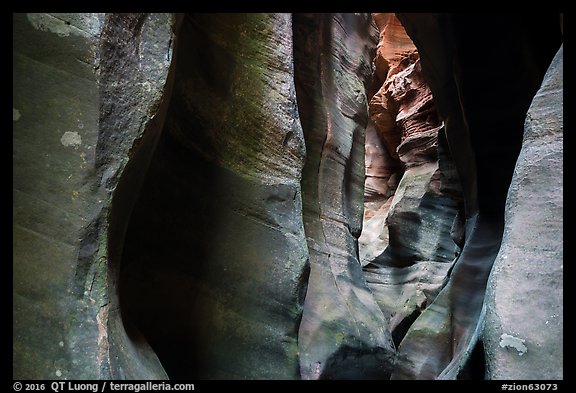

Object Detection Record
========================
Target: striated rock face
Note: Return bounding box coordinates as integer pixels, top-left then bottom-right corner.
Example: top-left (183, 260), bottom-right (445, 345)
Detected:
top-left (393, 13), bottom-right (562, 379)
top-left (483, 45), bottom-right (563, 380)
top-left (359, 13), bottom-right (462, 350)
top-left (13, 12), bottom-right (562, 380)
top-left (100, 13), bottom-right (178, 379)
top-left (121, 13), bottom-right (309, 379)
top-left (13, 12), bottom-right (106, 380)
top-left (293, 13), bottom-right (395, 379)
top-left (13, 13), bottom-right (175, 379)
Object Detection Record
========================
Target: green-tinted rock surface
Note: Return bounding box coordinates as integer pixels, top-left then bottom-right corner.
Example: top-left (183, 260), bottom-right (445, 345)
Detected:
top-left (13, 12), bottom-right (105, 380)
top-left (120, 13), bottom-right (308, 379)
top-left (13, 12), bottom-right (175, 379)
top-left (14, 13), bottom-right (562, 381)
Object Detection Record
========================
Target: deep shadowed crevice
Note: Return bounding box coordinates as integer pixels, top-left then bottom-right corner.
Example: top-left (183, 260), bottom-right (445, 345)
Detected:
top-left (99, 13), bottom-right (179, 379)
top-left (119, 134), bottom-right (218, 379)
top-left (457, 339), bottom-right (486, 380)
top-left (391, 308), bottom-right (421, 348)
top-left (320, 345), bottom-right (394, 380)
top-left (114, 14), bottom-right (220, 379)
top-left (119, 13), bottom-right (310, 380)
top-left (117, 15), bottom-right (222, 378)
top-left (389, 12), bottom-right (562, 379)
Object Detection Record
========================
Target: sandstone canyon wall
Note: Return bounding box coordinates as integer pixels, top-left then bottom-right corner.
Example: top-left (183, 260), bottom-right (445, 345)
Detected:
top-left (14, 12), bottom-right (106, 379)
top-left (359, 15), bottom-right (463, 359)
top-left (394, 13), bottom-right (562, 379)
top-left (13, 13), bottom-right (562, 380)
top-left (120, 13), bottom-right (310, 379)
top-left (292, 14), bottom-right (395, 379)
top-left (483, 44), bottom-right (563, 380)
top-left (13, 13), bottom-right (175, 379)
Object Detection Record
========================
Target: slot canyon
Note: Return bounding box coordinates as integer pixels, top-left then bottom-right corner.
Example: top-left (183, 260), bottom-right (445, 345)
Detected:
top-left (13, 13), bottom-right (563, 380)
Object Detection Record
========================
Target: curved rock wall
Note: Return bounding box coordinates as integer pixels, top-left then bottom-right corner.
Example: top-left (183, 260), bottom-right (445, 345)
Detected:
top-left (13, 12), bottom-right (107, 380)
top-left (293, 13), bottom-right (395, 380)
top-left (394, 13), bottom-right (562, 379)
top-left (13, 12), bottom-right (563, 380)
top-left (484, 45), bottom-right (563, 380)
top-left (359, 13), bottom-right (462, 351)
top-left (100, 13), bottom-right (178, 379)
top-left (13, 12), bottom-right (175, 379)
top-left (120, 13), bottom-right (309, 379)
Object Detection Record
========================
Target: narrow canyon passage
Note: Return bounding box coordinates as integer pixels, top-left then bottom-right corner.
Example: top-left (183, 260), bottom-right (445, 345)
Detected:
top-left (12, 12), bottom-right (563, 380)
top-left (358, 12), bottom-right (464, 363)
top-left (115, 13), bottom-right (561, 379)
top-left (358, 13), bottom-right (562, 379)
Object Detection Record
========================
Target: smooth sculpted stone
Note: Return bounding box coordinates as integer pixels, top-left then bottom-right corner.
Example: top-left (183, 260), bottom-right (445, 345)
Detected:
top-left (484, 45), bottom-right (563, 380)
top-left (393, 13), bottom-right (561, 379)
top-left (359, 13), bottom-right (461, 350)
top-left (13, 12), bottom-right (106, 380)
top-left (13, 13), bottom-right (175, 379)
top-left (293, 13), bottom-right (395, 380)
top-left (120, 13), bottom-right (309, 379)
top-left (99, 13), bottom-right (177, 379)
top-left (14, 12), bottom-right (563, 381)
